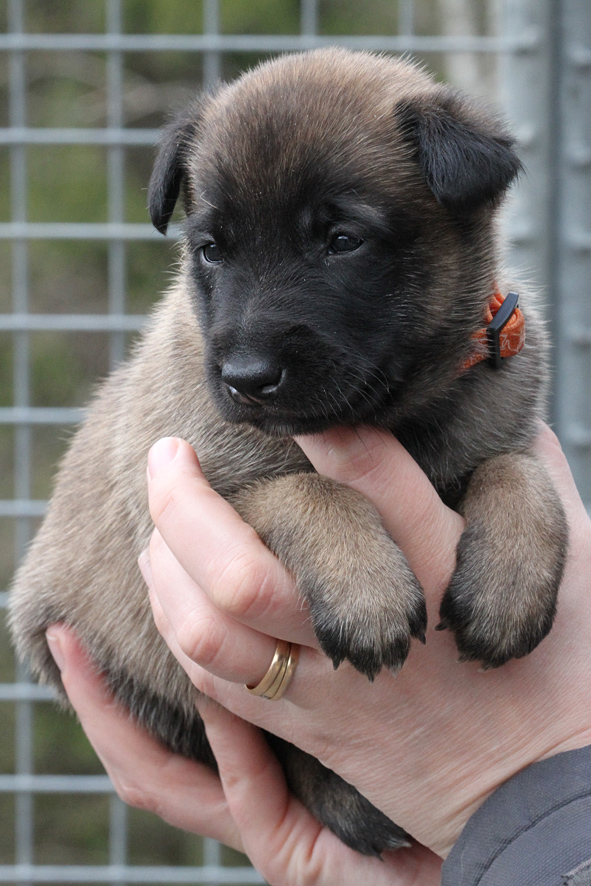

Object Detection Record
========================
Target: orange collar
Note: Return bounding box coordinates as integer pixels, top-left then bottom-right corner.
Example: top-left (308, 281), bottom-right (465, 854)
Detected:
top-left (462, 290), bottom-right (525, 372)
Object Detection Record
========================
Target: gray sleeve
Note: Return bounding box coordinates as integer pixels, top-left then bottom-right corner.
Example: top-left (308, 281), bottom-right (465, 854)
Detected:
top-left (441, 744), bottom-right (591, 886)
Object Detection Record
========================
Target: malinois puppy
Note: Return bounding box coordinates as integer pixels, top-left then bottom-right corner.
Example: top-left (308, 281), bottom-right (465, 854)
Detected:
top-left (9, 49), bottom-right (568, 855)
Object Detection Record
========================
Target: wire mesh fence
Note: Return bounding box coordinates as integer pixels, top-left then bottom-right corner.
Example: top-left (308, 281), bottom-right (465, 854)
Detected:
top-left (0, 0), bottom-right (589, 882)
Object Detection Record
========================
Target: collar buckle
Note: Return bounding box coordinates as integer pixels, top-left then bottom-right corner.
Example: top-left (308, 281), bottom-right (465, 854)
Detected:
top-left (462, 290), bottom-right (525, 373)
top-left (487, 290), bottom-right (520, 369)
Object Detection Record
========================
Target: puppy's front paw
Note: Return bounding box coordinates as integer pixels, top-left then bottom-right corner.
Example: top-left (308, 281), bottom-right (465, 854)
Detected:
top-left (438, 452), bottom-right (568, 669)
top-left (233, 472), bottom-right (427, 680)
top-left (307, 547), bottom-right (427, 680)
top-left (439, 518), bottom-right (565, 668)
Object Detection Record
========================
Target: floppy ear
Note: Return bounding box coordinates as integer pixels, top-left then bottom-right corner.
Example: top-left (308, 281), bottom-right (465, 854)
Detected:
top-left (148, 100), bottom-right (203, 235)
top-left (397, 91), bottom-right (522, 214)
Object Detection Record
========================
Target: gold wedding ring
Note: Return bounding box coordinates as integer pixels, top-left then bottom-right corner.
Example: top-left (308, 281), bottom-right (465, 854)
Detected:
top-left (246, 639), bottom-right (299, 701)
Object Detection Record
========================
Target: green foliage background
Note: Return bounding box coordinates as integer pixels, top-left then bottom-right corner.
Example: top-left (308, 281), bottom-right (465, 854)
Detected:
top-left (0, 0), bottom-right (496, 874)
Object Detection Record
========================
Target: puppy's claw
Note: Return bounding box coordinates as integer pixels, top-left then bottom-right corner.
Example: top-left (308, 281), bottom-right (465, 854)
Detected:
top-left (445, 596), bottom-right (556, 669)
top-left (409, 598), bottom-right (428, 640)
top-left (316, 623), bottom-right (410, 682)
top-left (305, 548), bottom-right (426, 681)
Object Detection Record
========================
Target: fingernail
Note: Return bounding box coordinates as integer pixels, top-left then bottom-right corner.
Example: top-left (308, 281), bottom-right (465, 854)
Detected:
top-left (138, 548), bottom-right (153, 588)
top-left (148, 437), bottom-right (180, 479)
top-left (46, 628), bottom-right (65, 672)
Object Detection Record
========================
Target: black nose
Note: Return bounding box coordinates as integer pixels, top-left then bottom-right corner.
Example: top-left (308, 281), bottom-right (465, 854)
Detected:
top-left (221, 357), bottom-right (285, 405)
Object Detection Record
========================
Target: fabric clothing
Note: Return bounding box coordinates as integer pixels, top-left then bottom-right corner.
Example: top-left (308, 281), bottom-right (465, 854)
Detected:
top-left (441, 745), bottom-right (591, 886)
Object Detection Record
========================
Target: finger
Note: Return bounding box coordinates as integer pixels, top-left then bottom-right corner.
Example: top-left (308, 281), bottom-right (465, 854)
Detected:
top-left (146, 437), bottom-right (315, 644)
top-left (148, 582), bottom-right (333, 718)
top-left (295, 427), bottom-right (464, 595)
top-left (199, 699), bottom-right (323, 878)
top-left (46, 623), bottom-right (243, 850)
top-left (534, 423), bottom-right (590, 527)
top-left (200, 698), bottom-right (442, 886)
top-left (142, 542), bottom-right (305, 688)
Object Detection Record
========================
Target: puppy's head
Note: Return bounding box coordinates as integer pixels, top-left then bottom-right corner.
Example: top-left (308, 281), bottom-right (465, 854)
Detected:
top-left (149, 49), bottom-right (521, 436)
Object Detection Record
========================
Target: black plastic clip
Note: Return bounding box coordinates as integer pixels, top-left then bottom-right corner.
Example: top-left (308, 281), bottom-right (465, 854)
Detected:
top-left (487, 291), bottom-right (519, 369)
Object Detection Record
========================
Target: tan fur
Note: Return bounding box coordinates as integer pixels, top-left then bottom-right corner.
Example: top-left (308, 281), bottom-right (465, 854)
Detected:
top-left (9, 49), bottom-right (567, 856)
top-left (232, 473), bottom-right (425, 674)
top-left (440, 453), bottom-right (567, 665)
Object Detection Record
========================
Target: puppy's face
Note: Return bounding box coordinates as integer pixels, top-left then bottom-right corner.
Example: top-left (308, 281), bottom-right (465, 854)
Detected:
top-left (188, 145), bottom-right (425, 437)
top-left (149, 49), bottom-right (521, 436)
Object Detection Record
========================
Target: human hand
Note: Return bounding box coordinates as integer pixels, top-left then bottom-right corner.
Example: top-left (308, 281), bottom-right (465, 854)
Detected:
top-left (46, 623), bottom-right (442, 885)
top-left (143, 424), bottom-right (591, 860)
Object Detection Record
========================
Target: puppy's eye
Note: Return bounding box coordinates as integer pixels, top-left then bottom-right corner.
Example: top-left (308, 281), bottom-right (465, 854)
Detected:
top-left (328, 233), bottom-right (364, 254)
top-left (202, 242), bottom-right (223, 263)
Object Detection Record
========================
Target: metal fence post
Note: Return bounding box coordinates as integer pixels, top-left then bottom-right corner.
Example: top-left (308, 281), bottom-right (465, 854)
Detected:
top-left (555, 0), bottom-right (591, 508)
top-left (501, 0), bottom-right (556, 302)
top-left (503, 0), bottom-right (591, 510)
top-left (7, 1), bottom-right (35, 882)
